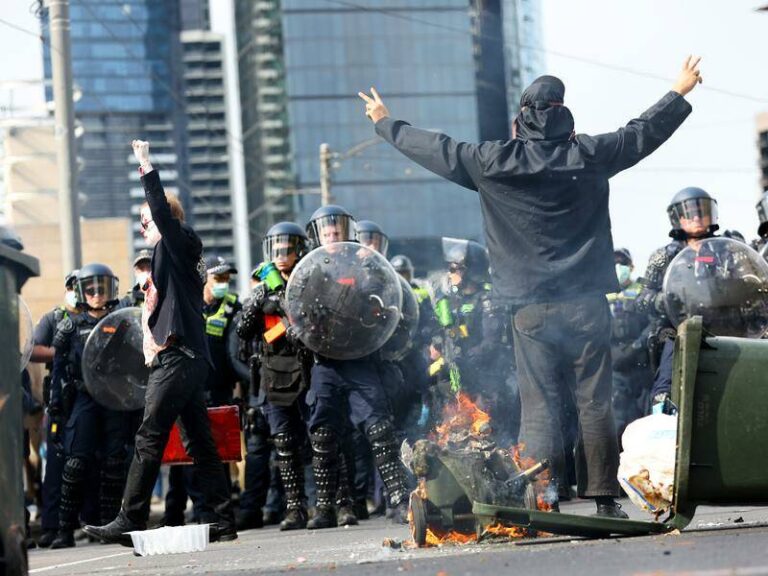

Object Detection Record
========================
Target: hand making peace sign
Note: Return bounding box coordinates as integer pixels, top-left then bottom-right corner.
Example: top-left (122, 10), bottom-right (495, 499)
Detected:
top-left (358, 87), bottom-right (390, 124)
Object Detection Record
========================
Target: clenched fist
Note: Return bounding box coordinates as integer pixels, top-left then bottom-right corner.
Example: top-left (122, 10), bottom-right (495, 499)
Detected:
top-left (132, 139), bottom-right (152, 170)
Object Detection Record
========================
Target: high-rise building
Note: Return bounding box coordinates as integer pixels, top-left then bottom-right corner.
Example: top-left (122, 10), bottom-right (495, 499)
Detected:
top-left (758, 112), bottom-right (768, 193)
top-left (181, 30), bottom-right (237, 259)
top-left (40, 0), bottom-right (188, 251)
top-left (235, 0), bottom-right (543, 270)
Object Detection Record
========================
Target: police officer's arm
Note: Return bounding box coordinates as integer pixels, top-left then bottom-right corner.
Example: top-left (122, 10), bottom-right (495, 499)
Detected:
top-left (31, 311), bottom-right (57, 363)
top-left (585, 57), bottom-right (701, 176)
top-left (228, 308), bottom-right (251, 383)
top-left (467, 298), bottom-right (505, 363)
top-left (236, 290), bottom-right (265, 342)
top-left (359, 88), bottom-right (484, 191)
top-left (635, 247), bottom-right (670, 315)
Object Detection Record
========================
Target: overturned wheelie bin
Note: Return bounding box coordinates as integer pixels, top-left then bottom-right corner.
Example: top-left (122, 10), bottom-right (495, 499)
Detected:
top-left (410, 315), bottom-right (768, 541)
top-left (0, 230), bottom-right (40, 576)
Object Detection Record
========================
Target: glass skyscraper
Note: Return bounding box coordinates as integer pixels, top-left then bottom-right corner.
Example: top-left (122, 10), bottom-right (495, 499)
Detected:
top-left (236, 0), bottom-right (543, 269)
top-left (41, 0), bottom-right (188, 248)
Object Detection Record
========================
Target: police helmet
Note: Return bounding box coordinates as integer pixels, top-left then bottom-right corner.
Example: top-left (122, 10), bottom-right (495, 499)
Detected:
top-left (306, 204), bottom-right (356, 246)
top-left (722, 229), bottom-right (746, 244)
top-left (355, 220), bottom-right (389, 256)
top-left (667, 187), bottom-right (719, 240)
top-left (390, 254), bottom-right (415, 279)
top-left (442, 237), bottom-right (490, 283)
top-left (263, 221), bottom-right (309, 263)
top-left (613, 248), bottom-right (632, 266)
top-left (76, 263), bottom-right (119, 308)
top-left (65, 269), bottom-right (80, 289)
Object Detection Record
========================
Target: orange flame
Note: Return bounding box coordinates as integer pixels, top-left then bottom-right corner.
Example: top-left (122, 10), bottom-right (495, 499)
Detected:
top-left (511, 443), bottom-right (554, 512)
top-left (434, 392), bottom-right (491, 447)
top-left (482, 522), bottom-right (528, 539)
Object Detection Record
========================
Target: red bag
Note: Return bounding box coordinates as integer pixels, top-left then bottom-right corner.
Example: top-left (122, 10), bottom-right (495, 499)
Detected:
top-left (161, 405), bottom-right (242, 464)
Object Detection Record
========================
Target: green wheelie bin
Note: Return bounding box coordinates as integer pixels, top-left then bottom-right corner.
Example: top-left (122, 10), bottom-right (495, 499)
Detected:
top-left (0, 231), bottom-right (40, 576)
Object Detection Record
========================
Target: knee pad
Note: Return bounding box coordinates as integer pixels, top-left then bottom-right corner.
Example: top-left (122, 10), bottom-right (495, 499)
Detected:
top-left (273, 432), bottom-right (298, 457)
top-left (365, 420), bottom-right (395, 446)
top-left (310, 427), bottom-right (338, 455)
top-left (62, 457), bottom-right (87, 485)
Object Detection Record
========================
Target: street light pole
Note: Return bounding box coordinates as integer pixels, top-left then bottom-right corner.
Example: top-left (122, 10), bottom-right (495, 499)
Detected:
top-left (49, 0), bottom-right (82, 271)
top-left (319, 142), bottom-right (333, 206)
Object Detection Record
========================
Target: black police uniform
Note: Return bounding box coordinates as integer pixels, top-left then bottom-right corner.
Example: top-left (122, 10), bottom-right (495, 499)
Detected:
top-left (237, 280), bottom-right (313, 529)
top-left (49, 307), bottom-right (131, 545)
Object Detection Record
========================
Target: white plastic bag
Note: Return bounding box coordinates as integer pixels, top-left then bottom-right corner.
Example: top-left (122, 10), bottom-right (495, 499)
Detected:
top-left (617, 414), bottom-right (677, 516)
top-left (128, 524), bottom-right (210, 556)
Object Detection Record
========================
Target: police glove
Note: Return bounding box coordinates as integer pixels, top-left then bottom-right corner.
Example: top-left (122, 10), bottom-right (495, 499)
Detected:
top-left (47, 407), bottom-right (65, 452)
top-left (651, 393), bottom-right (678, 416)
top-left (52, 316), bottom-right (75, 350)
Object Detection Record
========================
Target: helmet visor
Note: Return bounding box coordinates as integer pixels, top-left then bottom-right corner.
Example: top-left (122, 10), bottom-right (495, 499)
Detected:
top-left (441, 237), bottom-right (469, 266)
top-left (668, 197), bottom-right (718, 230)
top-left (357, 231), bottom-right (389, 257)
top-left (76, 275), bottom-right (119, 305)
top-left (309, 214), bottom-right (355, 246)
top-left (262, 233), bottom-right (305, 263)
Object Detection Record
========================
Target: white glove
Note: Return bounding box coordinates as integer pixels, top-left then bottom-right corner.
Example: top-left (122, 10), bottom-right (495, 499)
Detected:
top-left (131, 139), bottom-right (153, 172)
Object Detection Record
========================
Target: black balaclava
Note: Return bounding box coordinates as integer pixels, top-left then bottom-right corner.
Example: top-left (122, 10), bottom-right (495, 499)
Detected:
top-left (513, 75), bottom-right (575, 142)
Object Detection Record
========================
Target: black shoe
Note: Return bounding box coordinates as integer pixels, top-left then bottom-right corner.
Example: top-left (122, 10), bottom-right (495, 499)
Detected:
top-left (210, 523), bottom-right (238, 543)
top-left (235, 510), bottom-right (263, 531)
top-left (594, 501), bottom-right (629, 519)
top-left (83, 515), bottom-right (145, 547)
top-left (279, 508), bottom-right (308, 531)
top-left (37, 530), bottom-right (58, 548)
top-left (389, 501), bottom-right (410, 525)
top-left (306, 507), bottom-right (337, 530)
top-left (336, 505), bottom-right (358, 527)
top-left (157, 514), bottom-right (185, 527)
top-left (50, 530), bottom-right (75, 549)
top-left (25, 537), bottom-right (37, 550)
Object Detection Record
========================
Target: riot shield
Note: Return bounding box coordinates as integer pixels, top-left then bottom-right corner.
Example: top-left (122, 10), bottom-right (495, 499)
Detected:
top-left (663, 237), bottom-right (768, 338)
top-left (285, 242), bottom-right (402, 360)
top-left (82, 307), bottom-right (149, 411)
top-left (381, 276), bottom-right (420, 362)
top-left (18, 295), bottom-right (33, 372)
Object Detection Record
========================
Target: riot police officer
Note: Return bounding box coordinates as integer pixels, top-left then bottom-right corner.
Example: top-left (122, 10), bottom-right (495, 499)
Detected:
top-left (237, 222), bottom-right (313, 531)
top-left (30, 270), bottom-right (79, 547)
top-left (636, 187), bottom-right (720, 407)
top-left (303, 205), bottom-right (411, 528)
top-left (429, 238), bottom-right (516, 441)
top-left (607, 249), bottom-right (652, 446)
top-left (48, 264), bottom-right (130, 548)
top-left (356, 220), bottom-right (389, 256)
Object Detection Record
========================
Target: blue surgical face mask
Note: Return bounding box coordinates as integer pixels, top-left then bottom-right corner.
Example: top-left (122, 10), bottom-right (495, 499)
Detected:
top-left (615, 264), bottom-right (632, 286)
top-left (211, 282), bottom-right (229, 300)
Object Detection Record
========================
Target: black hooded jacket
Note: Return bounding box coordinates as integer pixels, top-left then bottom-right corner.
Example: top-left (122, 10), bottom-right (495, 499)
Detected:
top-left (375, 81), bottom-right (692, 306)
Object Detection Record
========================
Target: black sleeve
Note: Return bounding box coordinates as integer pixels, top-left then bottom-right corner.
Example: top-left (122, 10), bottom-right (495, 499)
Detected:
top-left (236, 292), bottom-right (265, 342)
top-left (584, 91), bottom-right (692, 177)
top-left (33, 310), bottom-right (57, 347)
top-left (375, 117), bottom-right (486, 191)
top-left (228, 305), bottom-right (251, 383)
top-left (141, 170), bottom-right (197, 253)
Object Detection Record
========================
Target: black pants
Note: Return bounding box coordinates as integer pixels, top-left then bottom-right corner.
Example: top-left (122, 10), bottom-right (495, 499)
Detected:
top-left (512, 295), bottom-right (619, 498)
top-left (120, 347), bottom-right (234, 527)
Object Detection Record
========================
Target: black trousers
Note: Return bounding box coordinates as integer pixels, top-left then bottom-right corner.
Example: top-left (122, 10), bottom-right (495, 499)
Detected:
top-left (120, 347), bottom-right (234, 526)
top-left (512, 295), bottom-right (619, 498)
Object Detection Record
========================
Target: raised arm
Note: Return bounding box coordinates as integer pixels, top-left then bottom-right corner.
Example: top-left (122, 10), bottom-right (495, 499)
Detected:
top-left (587, 56), bottom-right (702, 176)
top-left (359, 87), bottom-right (483, 191)
top-left (133, 140), bottom-right (193, 252)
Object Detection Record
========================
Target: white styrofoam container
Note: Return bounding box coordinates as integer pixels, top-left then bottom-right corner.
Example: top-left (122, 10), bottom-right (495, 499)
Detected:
top-left (128, 524), bottom-right (210, 556)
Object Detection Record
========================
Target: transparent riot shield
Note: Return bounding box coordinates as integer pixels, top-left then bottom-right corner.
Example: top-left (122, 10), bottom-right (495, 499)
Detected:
top-left (18, 296), bottom-right (33, 372)
top-left (82, 307), bottom-right (149, 411)
top-left (285, 242), bottom-right (402, 360)
top-left (663, 237), bottom-right (768, 338)
top-left (381, 276), bottom-right (420, 362)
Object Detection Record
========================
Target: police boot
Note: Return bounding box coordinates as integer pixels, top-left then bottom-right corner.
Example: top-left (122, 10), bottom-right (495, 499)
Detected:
top-left (37, 529), bottom-right (57, 548)
top-left (52, 457), bottom-right (88, 548)
top-left (594, 497), bottom-right (629, 519)
top-left (366, 421), bottom-right (409, 525)
top-left (306, 427), bottom-right (338, 530)
top-left (335, 450), bottom-right (358, 527)
top-left (100, 457), bottom-right (127, 526)
top-left (274, 432), bottom-right (308, 531)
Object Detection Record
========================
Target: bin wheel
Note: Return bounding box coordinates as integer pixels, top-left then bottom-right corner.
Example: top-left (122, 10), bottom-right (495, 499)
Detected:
top-left (409, 493), bottom-right (428, 547)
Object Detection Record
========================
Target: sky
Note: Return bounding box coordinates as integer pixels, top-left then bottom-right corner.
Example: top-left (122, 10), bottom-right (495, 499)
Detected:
top-left (2, 0), bottom-right (766, 273)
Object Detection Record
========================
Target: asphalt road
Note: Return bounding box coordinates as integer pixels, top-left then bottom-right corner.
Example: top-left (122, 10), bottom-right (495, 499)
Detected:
top-left (28, 501), bottom-right (768, 576)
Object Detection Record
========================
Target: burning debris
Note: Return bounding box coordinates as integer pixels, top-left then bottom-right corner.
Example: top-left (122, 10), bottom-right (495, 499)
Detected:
top-left (407, 392), bottom-right (553, 547)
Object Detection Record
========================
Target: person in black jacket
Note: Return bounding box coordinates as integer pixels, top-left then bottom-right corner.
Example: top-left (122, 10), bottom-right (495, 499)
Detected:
top-left (84, 140), bottom-right (236, 544)
top-left (360, 56), bottom-right (702, 517)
